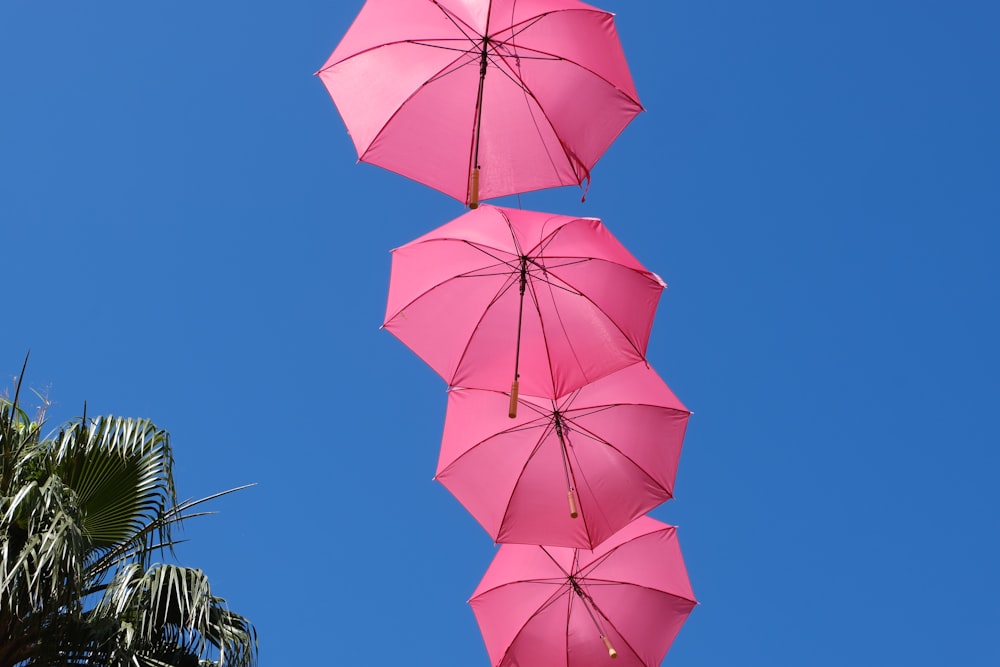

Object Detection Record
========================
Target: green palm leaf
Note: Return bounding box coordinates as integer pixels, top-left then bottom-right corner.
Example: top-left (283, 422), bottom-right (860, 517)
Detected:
top-left (54, 416), bottom-right (176, 557)
top-left (1, 389), bottom-right (256, 667)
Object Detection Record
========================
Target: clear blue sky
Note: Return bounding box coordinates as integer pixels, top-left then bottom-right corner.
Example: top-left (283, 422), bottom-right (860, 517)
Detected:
top-left (2, 1), bottom-right (998, 664)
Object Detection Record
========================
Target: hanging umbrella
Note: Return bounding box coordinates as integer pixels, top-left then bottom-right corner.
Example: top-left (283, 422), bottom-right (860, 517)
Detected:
top-left (383, 205), bottom-right (665, 414)
top-left (316, 0), bottom-right (642, 207)
top-left (436, 362), bottom-right (690, 549)
top-left (469, 516), bottom-right (696, 667)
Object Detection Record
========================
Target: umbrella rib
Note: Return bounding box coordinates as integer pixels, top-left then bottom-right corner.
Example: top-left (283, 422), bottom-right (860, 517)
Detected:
top-left (576, 531), bottom-right (687, 584)
top-left (581, 578), bottom-right (698, 606)
top-left (523, 261), bottom-right (589, 396)
top-left (435, 416), bottom-right (548, 477)
top-left (345, 2), bottom-right (495, 167)
top-left (525, 259), bottom-right (588, 297)
top-left (562, 413), bottom-right (677, 498)
top-left (584, 595), bottom-right (642, 663)
top-left (430, 0), bottom-right (484, 50)
top-left (461, 240), bottom-right (521, 273)
top-left (495, 417), bottom-right (564, 540)
top-left (493, 583), bottom-right (572, 667)
top-left (425, 48), bottom-right (484, 84)
top-left (460, 268), bottom-right (519, 279)
top-left (494, 50), bottom-right (563, 62)
top-left (548, 257), bottom-right (659, 360)
top-left (356, 45), bottom-right (472, 163)
top-left (530, 256), bottom-right (591, 269)
top-left (582, 579), bottom-right (697, 662)
top-left (318, 37), bottom-right (474, 73)
top-left (569, 403), bottom-right (689, 427)
top-left (435, 393), bottom-right (568, 477)
top-left (495, 9), bottom-right (643, 107)
top-left (487, 52), bottom-right (574, 180)
top-left (498, 208), bottom-right (526, 259)
top-left (539, 545), bottom-right (575, 579)
top-left (495, 12), bottom-right (549, 44)
top-left (471, 577), bottom-right (567, 598)
top-left (521, 227), bottom-right (601, 294)
top-left (384, 261), bottom-right (515, 325)
top-left (567, 402), bottom-right (687, 421)
top-left (508, 393), bottom-right (554, 421)
top-left (404, 236), bottom-right (517, 263)
top-left (383, 239), bottom-right (516, 322)
top-left (532, 216), bottom-right (572, 255)
top-left (446, 269), bottom-right (520, 387)
top-left (554, 386), bottom-right (582, 414)
top-left (406, 39), bottom-right (480, 54)
top-left (575, 536), bottom-right (649, 579)
top-left (493, 215), bottom-right (588, 303)
top-left (495, 18), bottom-right (645, 189)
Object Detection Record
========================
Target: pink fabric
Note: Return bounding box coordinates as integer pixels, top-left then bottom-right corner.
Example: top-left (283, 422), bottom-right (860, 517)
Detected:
top-left (469, 516), bottom-right (696, 667)
top-left (317, 0), bottom-right (642, 203)
top-left (384, 205), bottom-right (666, 399)
top-left (436, 362), bottom-right (690, 548)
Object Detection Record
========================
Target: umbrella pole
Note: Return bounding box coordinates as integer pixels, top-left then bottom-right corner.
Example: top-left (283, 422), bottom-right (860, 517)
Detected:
top-left (554, 414), bottom-right (578, 518)
top-left (570, 577), bottom-right (617, 659)
top-left (469, 39), bottom-right (489, 209)
top-left (509, 257), bottom-right (527, 418)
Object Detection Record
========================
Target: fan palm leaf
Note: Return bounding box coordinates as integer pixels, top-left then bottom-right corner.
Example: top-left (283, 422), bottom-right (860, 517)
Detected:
top-left (1, 391), bottom-right (256, 667)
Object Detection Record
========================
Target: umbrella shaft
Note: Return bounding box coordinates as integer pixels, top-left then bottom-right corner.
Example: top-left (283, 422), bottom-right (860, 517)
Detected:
top-left (555, 415), bottom-right (575, 500)
top-left (472, 40), bottom-right (489, 170)
top-left (469, 41), bottom-right (489, 208)
top-left (511, 257), bottom-right (527, 381)
top-left (570, 578), bottom-right (609, 642)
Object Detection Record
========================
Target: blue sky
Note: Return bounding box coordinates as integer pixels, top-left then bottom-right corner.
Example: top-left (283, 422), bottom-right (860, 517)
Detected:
top-left (2, 1), bottom-right (998, 664)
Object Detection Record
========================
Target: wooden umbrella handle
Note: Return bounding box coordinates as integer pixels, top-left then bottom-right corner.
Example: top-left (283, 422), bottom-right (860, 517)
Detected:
top-left (602, 636), bottom-right (618, 659)
top-left (508, 380), bottom-right (519, 418)
top-left (469, 167), bottom-right (480, 209)
top-left (568, 489), bottom-right (579, 519)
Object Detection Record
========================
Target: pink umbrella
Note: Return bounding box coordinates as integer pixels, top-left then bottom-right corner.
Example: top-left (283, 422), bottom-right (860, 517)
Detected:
top-left (436, 362), bottom-right (690, 549)
top-left (383, 205), bottom-right (665, 413)
top-left (469, 516), bottom-right (696, 667)
top-left (317, 0), bottom-right (642, 207)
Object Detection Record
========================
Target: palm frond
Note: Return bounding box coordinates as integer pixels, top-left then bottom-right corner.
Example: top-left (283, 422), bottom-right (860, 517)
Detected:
top-left (93, 564), bottom-right (257, 667)
top-left (52, 416), bottom-right (177, 563)
top-left (2, 381), bottom-right (256, 667)
top-left (86, 484), bottom-right (256, 584)
top-left (1, 474), bottom-right (87, 616)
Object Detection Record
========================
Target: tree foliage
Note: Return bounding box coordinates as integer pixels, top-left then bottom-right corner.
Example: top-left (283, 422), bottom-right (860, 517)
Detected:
top-left (1, 371), bottom-right (256, 667)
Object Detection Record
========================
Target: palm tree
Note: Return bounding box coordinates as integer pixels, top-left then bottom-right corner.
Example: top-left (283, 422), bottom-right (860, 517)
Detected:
top-left (0, 373), bottom-right (257, 667)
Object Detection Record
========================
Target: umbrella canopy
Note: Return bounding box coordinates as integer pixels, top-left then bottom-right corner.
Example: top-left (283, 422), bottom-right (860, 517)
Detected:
top-left (383, 205), bottom-right (666, 406)
top-left (317, 0), bottom-right (642, 206)
top-left (469, 516), bottom-right (696, 667)
top-left (437, 362), bottom-right (690, 549)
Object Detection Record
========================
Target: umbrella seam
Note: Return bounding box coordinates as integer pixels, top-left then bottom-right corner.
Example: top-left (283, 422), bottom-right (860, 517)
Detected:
top-left (494, 417), bottom-right (561, 543)
top-left (524, 257), bottom-right (590, 398)
top-left (435, 407), bottom-right (548, 475)
top-left (445, 268), bottom-right (521, 389)
top-left (581, 579), bottom-right (698, 606)
top-left (542, 255), bottom-right (662, 364)
top-left (563, 408), bottom-right (680, 498)
top-left (485, 582), bottom-right (572, 667)
top-left (576, 530), bottom-right (677, 580)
